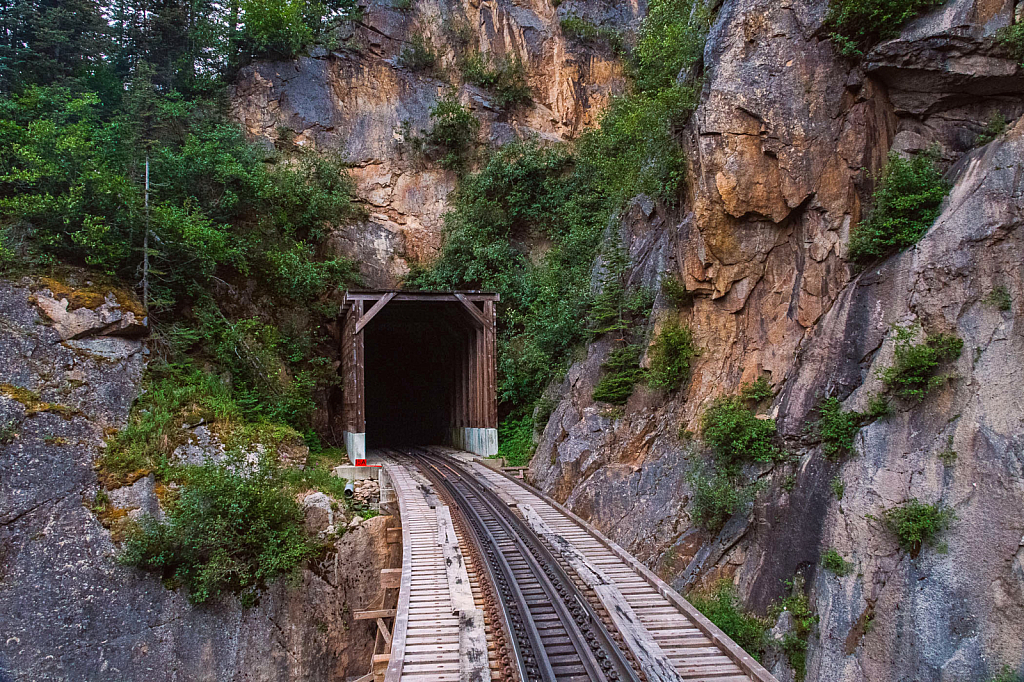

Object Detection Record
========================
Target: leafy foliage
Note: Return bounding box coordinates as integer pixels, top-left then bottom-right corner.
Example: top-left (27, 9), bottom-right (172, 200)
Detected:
top-left (739, 377), bottom-right (772, 403)
top-left (821, 548), bottom-right (854, 576)
top-left (880, 499), bottom-right (956, 554)
top-left (423, 95), bottom-right (479, 170)
top-left (688, 581), bottom-right (769, 661)
top-left (498, 413), bottom-right (535, 466)
top-left (398, 33), bottom-right (437, 71)
top-left (770, 585), bottom-right (817, 682)
top-left (701, 397), bottom-right (780, 468)
top-left (816, 397), bottom-right (861, 460)
top-left (996, 22), bottom-right (1024, 67)
top-left (865, 393), bottom-right (892, 419)
top-left (975, 112), bottom-right (1008, 146)
top-left (989, 666), bottom-right (1023, 682)
top-left (984, 285), bottom-right (1012, 311)
top-left (824, 0), bottom-right (944, 57)
top-left (593, 345), bottom-right (645, 405)
top-left (560, 15), bottom-right (623, 52)
top-left (647, 320), bottom-right (697, 391)
top-left (0, 86), bottom-right (360, 308)
top-left (878, 325), bottom-right (963, 402)
top-left (661, 274), bottom-right (693, 307)
top-left (687, 464), bottom-right (753, 532)
top-left (831, 475), bottom-right (845, 500)
top-left (462, 53), bottom-right (532, 109)
top-left (120, 454), bottom-right (316, 605)
top-left (410, 139), bottom-right (607, 408)
top-left (848, 150), bottom-right (950, 262)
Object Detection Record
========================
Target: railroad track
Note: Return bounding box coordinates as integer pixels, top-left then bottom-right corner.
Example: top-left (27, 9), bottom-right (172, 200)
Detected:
top-left (397, 447), bottom-right (642, 682)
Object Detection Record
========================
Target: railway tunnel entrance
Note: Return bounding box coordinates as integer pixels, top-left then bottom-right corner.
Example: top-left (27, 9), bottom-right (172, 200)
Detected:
top-left (339, 291), bottom-right (499, 464)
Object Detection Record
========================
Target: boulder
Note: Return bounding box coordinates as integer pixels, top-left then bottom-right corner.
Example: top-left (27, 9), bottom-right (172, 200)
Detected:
top-left (302, 491), bottom-right (334, 533)
top-left (33, 290), bottom-right (147, 340)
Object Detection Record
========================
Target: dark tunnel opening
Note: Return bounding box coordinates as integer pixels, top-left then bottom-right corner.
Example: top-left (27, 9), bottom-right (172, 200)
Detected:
top-left (363, 301), bottom-right (468, 447)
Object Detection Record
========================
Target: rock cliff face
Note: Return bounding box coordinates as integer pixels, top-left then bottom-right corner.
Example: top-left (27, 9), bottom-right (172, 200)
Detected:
top-left (527, 0), bottom-right (1024, 679)
top-left (230, 0), bottom-right (640, 285)
top-left (0, 279), bottom-right (395, 680)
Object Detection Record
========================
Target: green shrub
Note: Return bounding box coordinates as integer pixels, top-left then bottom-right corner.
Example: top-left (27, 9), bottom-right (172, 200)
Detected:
top-left (831, 476), bottom-right (845, 500)
top-left (462, 53), bottom-right (532, 108)
top-left (687, 465), bottom-right (753, 531)
top-left (409, 139), bottom-right (607, 408)
top-left (937, 435), bottom-right (957, 467)
top-left (498, 413), bottom-right (535, 466)
top-left (821, 548), bottom-right (854, 576)
top-left (399, 33), bottom-right (438, 71)
top-left (561, 15), bottom-right (599, 40)
top-left (689, 581), bottom-right (769, 661)
top-left (120, 455), bottom-right (316, 605)
top-left (770, 587), bottom-right (816, 682)
top-left (423, 95), bottom-right (480, 170)
top-left (996, 23), bottom-right (1024, 67)
top-left (878, 325), bottom-right (963, 402)
top-left (647, 320), bottom-right (697, 390)
top-left (816, 397), bottom-right (861, 460)
top-left (0, 87), bottom-right (361, 309)
top-left (975, 112), bottom-right (1008, 146)
top-left (865, 393), bottom-right (892, 419)
top-left (984, 285), bottom-right (1012, 311)
top-left (662, 275), bottom-right (693, 307)
top-left (879, 499), bottom-right (956, 554)
top-left (392, 0), bottom-right (412, 9)
top-left (575, 87), bottom-right (692, 205)
top-left (848, 150), bottom-right (950, 262)
top-left (593, 345), bottom-right (644, 405)
top-left (739, 377), bottom-right (772, 404)
top-left (631, 0), bottom-right (711, 95)
top-left (989, 666), bottom-right (1023, 682)
top-left (100, 362), bottom-right (242, 485)
top-left (701, 397), bottom-right (780, 468)
top-left (824, 0), bottom-right (944, 56)
top-left (239, 0), bottom-right (314, 58)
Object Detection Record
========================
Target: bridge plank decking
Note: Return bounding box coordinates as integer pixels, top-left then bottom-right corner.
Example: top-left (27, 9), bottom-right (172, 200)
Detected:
top-left (466, 460), bottom-right (774, 682)
top-left (384, 464), bottom-right (470, 682)
top-left (382, 452), bottom-right (776, 682)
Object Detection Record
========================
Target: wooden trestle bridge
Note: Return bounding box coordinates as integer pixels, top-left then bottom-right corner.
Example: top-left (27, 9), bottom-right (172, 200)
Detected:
top-left (353, 448), bottom-right (776, 682)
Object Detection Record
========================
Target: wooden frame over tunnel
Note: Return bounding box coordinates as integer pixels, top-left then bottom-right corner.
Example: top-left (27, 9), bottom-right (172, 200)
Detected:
top-left (339, 290), bottom-right (500, 464)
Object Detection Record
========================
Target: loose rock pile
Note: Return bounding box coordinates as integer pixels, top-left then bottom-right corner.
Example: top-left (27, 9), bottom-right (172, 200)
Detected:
top-left (352, 479), bottom-right (380, 504)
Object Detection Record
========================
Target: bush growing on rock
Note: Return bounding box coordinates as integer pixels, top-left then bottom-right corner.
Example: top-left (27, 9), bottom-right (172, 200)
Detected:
top-left (592, 345), bottom-right (645, 405)
top-left (687, 464), bottom-right (754, 532)
top-left (815, 397), bottom-right (861, 460)
top-left (422, 95), bottom-right (480, 171)
top-left (848, 149), bottom-right (949, 262)
top-left (462, 53), bottom-right (532, 109)
top-left (878, 325), bottom-right (963, 402)
top-left (120, 454), bottom-right (316, 605)
top-left (647, 320), bottom-right (697, 391)
top-left (701, 397), bottom-right (780, 468)
top-left (821, 548), bottom-right (853, 576)
top-left (739, 376), bottom-right (772, 404)
top-left (878, 499), bottom-right (956, 555)
top-left (398, 33), bottom-right (438, 72)
top-left (848, 149), bottom-right (950, 262)
top-left (825, 0), bottom-right (945, 56)
top-left (688, 581), bottom-right (768, 661)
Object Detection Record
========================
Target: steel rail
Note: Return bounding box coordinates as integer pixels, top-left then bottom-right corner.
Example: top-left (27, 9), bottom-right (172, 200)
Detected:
top-left (404, 448), bottom-right (642, 682)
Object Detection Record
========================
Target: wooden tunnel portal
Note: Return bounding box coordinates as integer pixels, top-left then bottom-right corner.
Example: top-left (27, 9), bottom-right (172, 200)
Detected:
top-left (340, 290), bottom-right (500, 464)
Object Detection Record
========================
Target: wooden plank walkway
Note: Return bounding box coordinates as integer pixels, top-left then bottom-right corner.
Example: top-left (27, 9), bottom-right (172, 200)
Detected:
top-left (466, 461), bottom-right (776, 682)
top-left (384, 464), bottom-right (462, 682)
top-left (383, 464), bottom-right (490, 682)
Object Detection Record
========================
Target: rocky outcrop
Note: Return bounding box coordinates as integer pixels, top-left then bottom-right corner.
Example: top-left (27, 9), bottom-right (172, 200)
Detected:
top-left (527, 0), bottom-right (1024, 679)
top-left (230, 0), bottom-right (639, 285)
top-left (0, 279), bottom-right (396, 681)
